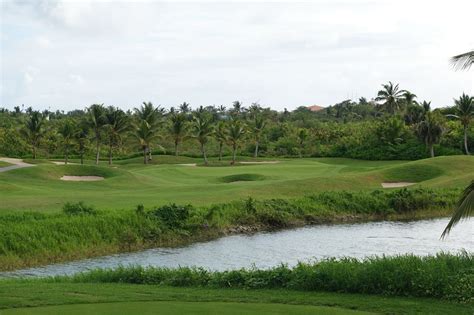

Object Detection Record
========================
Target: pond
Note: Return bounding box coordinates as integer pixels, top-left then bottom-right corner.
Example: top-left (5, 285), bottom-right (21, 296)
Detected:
top-left (2, 217), bottom-right (472, 278)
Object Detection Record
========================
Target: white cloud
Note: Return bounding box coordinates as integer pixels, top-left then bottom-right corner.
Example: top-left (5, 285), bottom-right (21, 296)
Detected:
top-left (1, 0), bottom-right (473, 110)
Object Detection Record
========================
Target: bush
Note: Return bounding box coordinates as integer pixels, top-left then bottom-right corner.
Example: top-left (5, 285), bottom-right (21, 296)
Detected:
top-left (62, 201), bottom-right (97, 216)
top-left (148, 204), bottom-right (193, 229)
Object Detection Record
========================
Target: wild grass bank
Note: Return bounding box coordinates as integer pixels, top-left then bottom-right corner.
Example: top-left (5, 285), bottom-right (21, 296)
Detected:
top-left (27, 253), bottom-right (474, 303)
top-left (0, 188), bottom-right (460, 271)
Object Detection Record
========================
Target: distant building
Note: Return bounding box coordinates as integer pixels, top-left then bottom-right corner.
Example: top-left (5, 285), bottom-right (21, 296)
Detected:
top-left (307, 105), bottom-right (325, 112)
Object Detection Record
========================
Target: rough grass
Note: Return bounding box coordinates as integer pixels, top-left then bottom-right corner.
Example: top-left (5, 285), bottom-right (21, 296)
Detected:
top-left (0, 155), bottom-right (472, 212)
top-left (47, 253), bottom-right (474, 302)
top-left (1, 283), bottom-right (470, 314)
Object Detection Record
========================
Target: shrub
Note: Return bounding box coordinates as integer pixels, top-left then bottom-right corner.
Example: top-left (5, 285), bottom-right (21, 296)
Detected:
top-left (62, 201), bottom-right (97, 216)
top-left (148, 204), bottom-right (193, 229)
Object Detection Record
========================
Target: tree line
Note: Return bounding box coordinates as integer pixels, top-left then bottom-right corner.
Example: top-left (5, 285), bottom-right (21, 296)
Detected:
top-left (0, 82), bottom-right (472, 164)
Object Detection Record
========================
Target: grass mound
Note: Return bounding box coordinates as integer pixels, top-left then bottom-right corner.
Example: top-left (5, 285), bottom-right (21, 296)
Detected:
top-left (382, 163), bottom-right (443, 183)
top-left (219, 173), bottom-right (266, 183)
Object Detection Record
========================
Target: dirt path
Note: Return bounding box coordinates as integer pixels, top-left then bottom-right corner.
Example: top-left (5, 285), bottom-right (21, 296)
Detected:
top-left (0, 158), bottom-right (35, 173)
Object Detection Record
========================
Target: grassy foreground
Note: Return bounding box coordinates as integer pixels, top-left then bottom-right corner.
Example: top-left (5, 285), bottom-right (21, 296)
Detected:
top-left (0, 155), bottom-right (472, 212)
top-left (0, 282), bottom-right (471, 314)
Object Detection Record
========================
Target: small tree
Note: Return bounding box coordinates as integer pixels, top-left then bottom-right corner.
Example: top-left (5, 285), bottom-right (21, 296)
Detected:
top-left (87, 104), bottom-right (107, 165)
top-left (74, 119), bottom-right (90, 165)
top-left (192, 115), bottom-right (214, 165)
top-left (447, 93), bottom-right (473, 155)
top-left (132, 120), bottom-right (158, 164)
top-left (105, 106), bottom-right (129, 165)
top-left (168, 112), bottom-right (187, 156)
top-left (227, 119), bottom-right (246, 165)
top-left (417, 111), bottom-right (445, 157)
top-left (215, 121), bottom-right (227, 161)
top-left (251, 115), bottom-right (266, 158)
top-left (58, 119), bottom-right (76, 164)
top-left (297, 128), bottom-right (309, 158)
top-left (21, 111), bottom-right (44, 159)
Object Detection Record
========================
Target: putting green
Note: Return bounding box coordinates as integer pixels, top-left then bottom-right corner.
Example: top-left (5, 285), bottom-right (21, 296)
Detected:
top-left (0, 155), bottom-right (472, 212)
top-left (0, 301), bottom-right (373, 315)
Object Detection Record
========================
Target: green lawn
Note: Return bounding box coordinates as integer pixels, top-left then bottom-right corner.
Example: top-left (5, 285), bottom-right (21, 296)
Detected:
top-left (0, 155), bottom-right (472, 212)
top-left (0, 283), bottom-right (471, 315)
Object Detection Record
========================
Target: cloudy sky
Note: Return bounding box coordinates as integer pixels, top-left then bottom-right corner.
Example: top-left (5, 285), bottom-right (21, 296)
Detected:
top-left (1, 0), bottom-right (473, 112)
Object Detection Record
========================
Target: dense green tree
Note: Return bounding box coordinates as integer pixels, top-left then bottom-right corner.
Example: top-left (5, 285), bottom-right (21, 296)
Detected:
top-left (21, 111), bottom-right (45, 159)
top-left (227, 119), bottom-right (246, 165)
top-left (250, 115), bottom-right (266, 157)
top-left (105, 106), bottom-right (129, 164)
top-left (297, 128), bottom-right (309, 158)
top-left (135, 102), bottom-right (163, 161)
top-left (74, 119), bottom-right (90, 165)
top-left (417, 111), bottom-right (445, 157)
top-left (192, 115), bottom-right (214, 165)
top-left (87, 104), bottom-right (107, 165)
top-left (215, 121), bottom-right (227, 161)
top-left (447, 94), bottom-right (473, 155)
top-left (58, 119), bottom-right (76, 164)
top-left (168, 112), bottom-right (187, 156)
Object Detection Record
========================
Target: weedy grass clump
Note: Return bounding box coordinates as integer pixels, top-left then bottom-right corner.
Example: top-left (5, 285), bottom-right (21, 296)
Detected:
top-left (54, 253), bottom-right (473, 302)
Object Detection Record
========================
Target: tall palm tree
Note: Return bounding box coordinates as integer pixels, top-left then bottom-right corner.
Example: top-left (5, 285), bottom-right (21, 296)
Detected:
top-left (215, 121), bottom-right (227, 161)
top-left (227, 119), bottom-right (246, 165)
top-left (192, 115), bottom-right (214, 165)
top-left (179, 102), bottom-right (191, 114)
top-left (251, 115), bottom-right (266, 158)
top-left (105, 106), bottom-right (130, 165)
top-left (168, 112), bottom-right (187, 156)
top-left (132, 120), bottom-right (158, 164)
top-left (417, 111), bottom-right (445, 157)
top-left (58, 119), bottom-right (76, 164)
top-left (21, 111), bottom-right (44, 159)
top-left (74, 119), bottom-right (89, 165)
top-left (447, 94), bottom-right (473, 155)
top-left (451, 50), bottom-right (474, 70)
top-left (87, 104), bottom-right (107, 165)
top-left (441, 180), bottom-right (474, 238)
top-left (402, 91), bottom-right (417, 110)
top-left (375, 82), bottom-right (407, 115)
top-left (135, 102), bottom-right (163, 161)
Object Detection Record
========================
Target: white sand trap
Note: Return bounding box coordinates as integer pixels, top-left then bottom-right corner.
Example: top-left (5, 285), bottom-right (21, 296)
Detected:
top-left (381, 182), bottom-right (415, 188)
top-left (60, 176), bottom-right (104, 181)
top-left (178, 163), bottom-right (197, 167)
top-left (239, 161), bottom-right (280, 164)
top-left (52, 161), bottom-right (78, 165)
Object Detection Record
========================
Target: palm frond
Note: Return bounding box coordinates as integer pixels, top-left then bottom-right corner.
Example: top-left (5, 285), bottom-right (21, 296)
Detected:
top-left (451, 50), bottom-right (474, 70)
top-left (441, 180), bottom-right (474, 238)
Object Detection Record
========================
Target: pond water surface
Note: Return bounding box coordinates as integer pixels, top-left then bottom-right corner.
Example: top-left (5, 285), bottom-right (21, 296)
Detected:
top-left (2, 217), bottom-right (472, 278)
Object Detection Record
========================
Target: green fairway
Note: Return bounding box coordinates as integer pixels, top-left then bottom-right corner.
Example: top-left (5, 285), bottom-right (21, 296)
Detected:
top-left (0, 301), bottom-right (373, 315)
top-left (0, 283), bottom-right (471, 315)
top-left (0, 155), bottom-right (472, 212)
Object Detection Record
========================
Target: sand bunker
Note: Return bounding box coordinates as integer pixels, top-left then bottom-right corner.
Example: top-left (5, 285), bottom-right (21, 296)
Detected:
top-left (52, 161), bottom-right (78, 165)
top-left (381, 182), bottom-right (415, 188)
top-left (60, 176), bottom-right (104, 181)
top-left (178, 163), bottom-right (197, 167)
top-left (239, 161), bottom-right (280, 164)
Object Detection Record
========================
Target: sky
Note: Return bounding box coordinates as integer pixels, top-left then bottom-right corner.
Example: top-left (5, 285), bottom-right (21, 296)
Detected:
top-left (1, 0), bottom-right (473, 112)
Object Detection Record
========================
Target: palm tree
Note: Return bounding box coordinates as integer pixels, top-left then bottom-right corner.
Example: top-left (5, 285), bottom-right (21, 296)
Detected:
top-left (227, 119), bottom-right (246, 165)
top-left (74, 119), bottom-right (89, 165)
top-left (192, 115), bottom-right (214, 165)
top-left (179, 102), bottom-right (191, 114)
top-left (251, 115), bottom-right (266, 158)
top-left (215, 121), bottom-right (227, 161)
top-left (58, 119), bottom-right (76, 164)
top-left (375, 82), bottom-right (406, 115)
top-left (21, 111), bottom-right (44, 159)
top-left (402, 91), bottom-right (417, 110)
top-left (297, 128), bottom-right (309, 158)
top-left (447, 94), bottom-right (473, 155)
top-left (441, 180), bottom-right (473, 238)
top-left (135, 102), bottom-right (163, 161)
top-left (132, 120), bottom-right (158, 164)
top-left (87, 104), bottom-right (107, 165)
top-left (417, 111), bottom-right (445, 157)
top-left (451, 50), bottom-right (474, 70)
top-left (168, 112), bottom-right (187, 156)
top-left (105, 106), bottom-right (129, 165)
